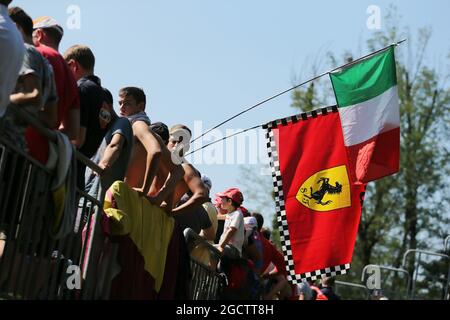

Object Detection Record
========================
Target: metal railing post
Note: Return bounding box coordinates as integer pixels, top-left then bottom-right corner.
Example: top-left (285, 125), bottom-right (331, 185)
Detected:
top-left (334, 281), bottom-right (370, 300)
top-left (0, 106), bottom-right (113, 300)
top-left (402, 249), bottom-right (450, 300)
top-left (183, 228), bottom-right (223, 300)
top-left (445, 235), bottom-right (450, 254)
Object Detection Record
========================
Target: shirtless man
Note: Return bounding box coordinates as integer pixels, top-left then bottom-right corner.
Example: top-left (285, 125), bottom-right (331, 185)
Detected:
top-left (118, 87), bottom-right (183, 207)
top-left (164, 124), bottom-right (209, 214)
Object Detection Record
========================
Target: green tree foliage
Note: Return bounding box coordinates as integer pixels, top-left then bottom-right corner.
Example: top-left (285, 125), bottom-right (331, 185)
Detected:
top-left (237, 165), bottom-right (281, 248)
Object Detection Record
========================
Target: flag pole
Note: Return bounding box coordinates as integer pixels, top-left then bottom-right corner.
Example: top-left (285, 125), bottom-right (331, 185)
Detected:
top-left (186, 105), bottom-right (337, 156)
top-left (190, 39), bottom-right (407, 145)
top-left (185, 124), bottom-right (261, 156)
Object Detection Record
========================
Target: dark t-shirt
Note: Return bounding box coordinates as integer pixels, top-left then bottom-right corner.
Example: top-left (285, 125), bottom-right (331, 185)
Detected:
top-left (261, 236), bottom-right (287, 276)
top-left (78, 75), bottom-right (107, 159)
top-left (85, 117), bottom-right (133, 198)
top-left (320, 287), bottom-right (341, 300)
top-left (174, 198), bottom-right (212, 235)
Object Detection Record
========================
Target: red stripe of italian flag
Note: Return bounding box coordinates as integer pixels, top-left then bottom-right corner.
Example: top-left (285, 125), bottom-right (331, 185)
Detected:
top-left (330, 46), bottom-right (400, 184)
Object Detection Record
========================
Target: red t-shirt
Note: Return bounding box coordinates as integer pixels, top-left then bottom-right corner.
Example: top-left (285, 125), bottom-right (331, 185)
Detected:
top-left (26, 45), bottom-right (80, 164)
top-left (260, 236), bottom-right (287, 276)
top-left (35, 44), bottom-right (80, 127)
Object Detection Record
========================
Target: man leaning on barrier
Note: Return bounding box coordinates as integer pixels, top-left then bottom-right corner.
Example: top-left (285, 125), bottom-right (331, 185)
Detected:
top-left (84, 88), bottom-right (133, 200)
top-left (119, 87), bottom-right (184, 209)
top-left (64, 44), bottom-right (107, 189)
top-left (165, 124), bottom-right (210, 216)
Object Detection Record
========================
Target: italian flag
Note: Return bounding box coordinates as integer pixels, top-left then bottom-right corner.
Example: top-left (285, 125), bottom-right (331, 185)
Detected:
top-left (330, 46), bottom-right (400, 184)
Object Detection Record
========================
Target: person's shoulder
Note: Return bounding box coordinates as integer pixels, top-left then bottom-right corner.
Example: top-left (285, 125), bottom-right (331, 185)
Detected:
top-left (79, 76), bottom-right (101, 89)
top-left (24, 43), bottom-right (38, 54)
top-left (79, 77), bottom-right (103, 98)
top-left (231, 210), bottom-right (243, 219)
top-left (78, 77), bottom-right (91, 90)
top-left (22, 44), bottom-right (45, 70)
top-left (113, 118), bottom-right (133, 135)
top-left (182, 163), bottom-right (199, 175)
top-left (23, 44), bottom-right (43, 62)
top-left (115, 116), bottom-right (132, 128)
top-left (35, 44), bottom-right (59, 58)
top-left (131, 119), bottom-right (151, 131)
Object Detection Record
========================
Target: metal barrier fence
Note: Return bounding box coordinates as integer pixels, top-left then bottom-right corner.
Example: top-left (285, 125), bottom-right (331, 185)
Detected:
top-left (402, 249), bottom-right (450, 300)
top-left (445, 235), bottom-right (450, 254)
top-left (445, 236), bottom-right (450, 300)
top-left (334, 281), bottom-right (370, 300)
top-left (0, 107), bottom-right (225, 301)
top-left (183, 228), bottom-right (224, 300)
top-left (0, 108), bottom-right (113, 300)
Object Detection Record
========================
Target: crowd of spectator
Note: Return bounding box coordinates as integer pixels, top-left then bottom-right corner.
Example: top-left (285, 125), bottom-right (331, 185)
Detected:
top-left (0, 0), bottom-right (344, 300)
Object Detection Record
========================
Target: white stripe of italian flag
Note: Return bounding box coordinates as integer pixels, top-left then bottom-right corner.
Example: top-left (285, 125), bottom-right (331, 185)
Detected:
top-left (330, 46), bottom-right (400, 184)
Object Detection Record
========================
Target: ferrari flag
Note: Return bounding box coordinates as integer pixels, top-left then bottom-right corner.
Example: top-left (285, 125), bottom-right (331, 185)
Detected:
top-left (264, 109), bottom-right (366, 282)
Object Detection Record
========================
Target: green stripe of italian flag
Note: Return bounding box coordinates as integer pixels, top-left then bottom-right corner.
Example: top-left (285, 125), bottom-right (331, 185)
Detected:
top-left (330, 46), bottom-right (400, 183)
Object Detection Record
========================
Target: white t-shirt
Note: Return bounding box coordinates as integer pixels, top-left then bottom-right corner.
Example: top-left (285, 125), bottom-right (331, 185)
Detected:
top-left (0, 4), bottom-right (25, 115)
top-left (220, 210), bottom-right (244, 254)
top-left (202, 202), bottom-right (218, 237)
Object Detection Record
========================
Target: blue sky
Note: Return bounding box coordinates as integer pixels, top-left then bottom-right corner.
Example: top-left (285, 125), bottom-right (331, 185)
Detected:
top-left (14, 0), bottom-right (450, 223)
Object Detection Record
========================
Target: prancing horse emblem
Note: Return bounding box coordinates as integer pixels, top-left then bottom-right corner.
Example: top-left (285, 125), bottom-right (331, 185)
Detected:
top-left (303, 177), bottom-right (342, 206)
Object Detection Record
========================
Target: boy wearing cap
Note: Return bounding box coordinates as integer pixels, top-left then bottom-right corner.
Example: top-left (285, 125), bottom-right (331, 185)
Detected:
top-left (32, 16), bottom-right (80, 142)
top-left (216, 188), bottom-right (245, 258)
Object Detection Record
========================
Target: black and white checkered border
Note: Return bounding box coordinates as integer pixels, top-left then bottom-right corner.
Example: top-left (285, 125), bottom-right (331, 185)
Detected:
top-left (262, 105), bottom-right (337, 131)
top-left (291, 264), bottom-right (351, 282)
top-left (264, 105), bottom-right (351, 284)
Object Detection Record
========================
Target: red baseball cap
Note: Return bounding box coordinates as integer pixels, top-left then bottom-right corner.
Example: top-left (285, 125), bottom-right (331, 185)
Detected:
top-left (216, 188), bottom-right (244, 206)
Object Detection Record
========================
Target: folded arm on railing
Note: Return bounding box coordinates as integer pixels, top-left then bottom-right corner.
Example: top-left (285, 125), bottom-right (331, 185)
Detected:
top-left (183, 228), bottom-right (221, 258)
top-left (7, 106), bottom-right (103, 174)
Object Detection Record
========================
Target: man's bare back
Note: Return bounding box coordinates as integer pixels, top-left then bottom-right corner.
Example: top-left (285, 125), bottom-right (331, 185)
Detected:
top-left (152, 161), bottom-right (207, 213)
top-left (125, 136), bottom-right (147, 189)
